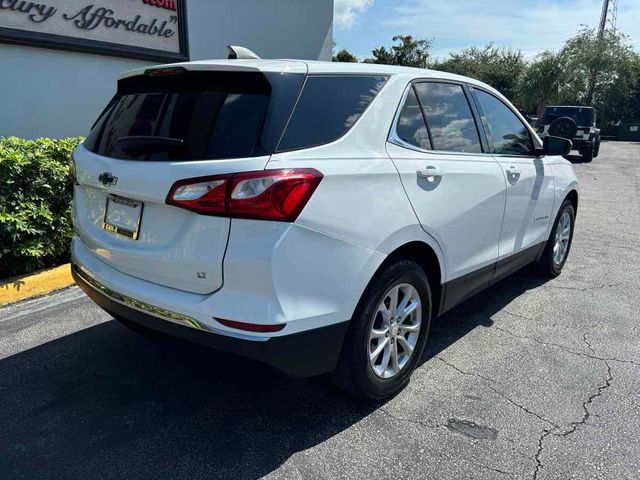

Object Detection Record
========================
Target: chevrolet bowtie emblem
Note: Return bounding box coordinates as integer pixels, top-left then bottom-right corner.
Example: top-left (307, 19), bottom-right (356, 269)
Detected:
top-left (98, 172), bottom-right (118, 187)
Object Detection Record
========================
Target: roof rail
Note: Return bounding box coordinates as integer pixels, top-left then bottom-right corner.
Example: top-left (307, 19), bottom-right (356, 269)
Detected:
top-left (227, 45), bottom-right (260, 60)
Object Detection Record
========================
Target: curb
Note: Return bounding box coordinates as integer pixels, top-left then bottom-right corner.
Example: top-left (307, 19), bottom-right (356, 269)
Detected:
top-left (0, 264), bottom-right (75, 306)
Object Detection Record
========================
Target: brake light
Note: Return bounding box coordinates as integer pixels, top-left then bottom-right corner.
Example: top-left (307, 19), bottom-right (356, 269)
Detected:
top-left (166, 169), bottom-right (323, 221)
top-left (145, 66), bottom-right (187, 77)
top-left (215, 317), bottom-right (285, 333)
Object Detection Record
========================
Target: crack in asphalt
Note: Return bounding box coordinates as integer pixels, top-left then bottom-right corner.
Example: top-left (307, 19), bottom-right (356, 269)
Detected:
top-left (560, 339), bottom-right (613, 438)
top-left (435, 357), bottom-right (558, 429)
top-left (476, 462), bottom-right (518, 478)
top-left (532, 428), bottom-right (553, 480)
top-left (434, 339), bottom-right (616, 480)
top-left (491, 324), bottom-right (640, 368)
top-left (532, 334), bottom-right (614, 480)
top-left (379, 394), bottom-right (521, 478)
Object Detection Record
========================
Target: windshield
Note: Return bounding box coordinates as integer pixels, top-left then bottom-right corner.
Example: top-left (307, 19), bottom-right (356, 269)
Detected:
top-left (540, 106), bottom-right (595, 127)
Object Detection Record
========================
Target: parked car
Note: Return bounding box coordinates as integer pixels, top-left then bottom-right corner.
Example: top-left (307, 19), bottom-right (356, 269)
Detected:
top-left (71, 51), bottom-right (579, 399)
top-left (537, 105), bottom-right (600, 162)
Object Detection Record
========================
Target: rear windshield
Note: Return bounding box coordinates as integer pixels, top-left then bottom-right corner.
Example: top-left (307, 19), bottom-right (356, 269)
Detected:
top-left (541, 106), bottom-right (595, 127)
top-left (84, 71), bottom-right (304, 161)
top-left (84, 72), bottom-right (387, 160)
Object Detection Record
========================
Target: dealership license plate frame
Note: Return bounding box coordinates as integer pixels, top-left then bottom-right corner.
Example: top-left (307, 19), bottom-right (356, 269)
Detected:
top-left (102, 195), bottom-right (144, 240)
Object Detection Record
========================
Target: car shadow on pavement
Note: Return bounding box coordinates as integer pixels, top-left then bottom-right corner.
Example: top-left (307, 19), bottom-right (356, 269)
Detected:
top-left (422, 270), bottom-right (551, 363)
top-left (0, 271), bottom-right (550, 480)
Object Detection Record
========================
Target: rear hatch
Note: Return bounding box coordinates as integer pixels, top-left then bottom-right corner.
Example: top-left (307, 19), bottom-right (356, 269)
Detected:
top-left (73, 64), bottom-right (306, 294)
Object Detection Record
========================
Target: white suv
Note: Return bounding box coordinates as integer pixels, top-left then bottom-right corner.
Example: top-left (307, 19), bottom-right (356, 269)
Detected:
top-left (71, 56), bottom-right (579, 399)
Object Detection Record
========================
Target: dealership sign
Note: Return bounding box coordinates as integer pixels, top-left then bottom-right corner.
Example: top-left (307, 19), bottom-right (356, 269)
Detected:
top-left (0, 0), bottom-right (188, 61)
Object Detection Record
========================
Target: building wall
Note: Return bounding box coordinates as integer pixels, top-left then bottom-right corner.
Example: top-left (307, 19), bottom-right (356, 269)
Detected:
top-left (0, 0), bottom-right (333, 139)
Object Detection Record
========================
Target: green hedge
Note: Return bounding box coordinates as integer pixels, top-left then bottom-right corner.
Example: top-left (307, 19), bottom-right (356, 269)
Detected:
top-left (0, 136), bottom-right (83, 278)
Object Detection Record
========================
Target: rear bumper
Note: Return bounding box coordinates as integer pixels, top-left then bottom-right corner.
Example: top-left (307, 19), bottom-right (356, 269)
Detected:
top-left (72, 263), bottom-right (349, 377)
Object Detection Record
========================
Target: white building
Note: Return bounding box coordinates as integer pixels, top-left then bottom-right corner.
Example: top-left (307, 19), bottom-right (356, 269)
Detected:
top-left (0, 0), bottom-right (334, 139)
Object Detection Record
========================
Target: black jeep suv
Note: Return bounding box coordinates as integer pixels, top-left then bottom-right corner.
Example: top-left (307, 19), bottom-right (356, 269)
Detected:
top-left (537, 106), bottom-right (600, 162)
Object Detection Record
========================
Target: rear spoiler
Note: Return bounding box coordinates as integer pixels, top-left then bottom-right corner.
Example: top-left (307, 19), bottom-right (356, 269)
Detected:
top-left (120, 59), bottom-right (307, 81)
top-left (226, 45), bottom-right (260, 59)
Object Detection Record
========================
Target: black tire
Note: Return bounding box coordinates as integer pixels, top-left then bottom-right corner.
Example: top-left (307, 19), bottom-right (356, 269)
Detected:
top-left (331, 259), bottom-right (432, 400)
top-left (593, 140), bottom-right (600, 158)
top-left (548, 117), bottom-right (577, 139)
top-left (581, 145), bottom-right (594, 163)
top-left (536, 200), bottom-right (575, 277)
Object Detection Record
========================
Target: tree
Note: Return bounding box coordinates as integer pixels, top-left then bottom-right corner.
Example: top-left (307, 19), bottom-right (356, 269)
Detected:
top-left (366, 35), bottom-right (431, 68)
top-left (336, 27), bottom-right (640, 126)
top-left (562, 27), bottom-right (635, 107)
top-left (333, 48), bottom-right (358, 63)
top-left (517, 50), bottom-right (574, 115)
top-left (432, 44), bottom-right (526, 101)
top-left (560, 27), bottom-right (638, 126)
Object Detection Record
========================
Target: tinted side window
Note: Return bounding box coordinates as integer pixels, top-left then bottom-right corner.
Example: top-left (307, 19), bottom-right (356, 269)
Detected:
top-left (277, 75), bottom-right (388, 152)
top-left (414, 82), bottom-right (482, 153)
top-left (473, 89), bottom-right (534, 155)
top-left (395, 87), bottom-right (431, 150)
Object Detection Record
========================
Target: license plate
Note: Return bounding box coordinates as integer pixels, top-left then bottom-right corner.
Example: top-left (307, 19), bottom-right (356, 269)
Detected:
top-left (102, 195), bottom-right (143, 240)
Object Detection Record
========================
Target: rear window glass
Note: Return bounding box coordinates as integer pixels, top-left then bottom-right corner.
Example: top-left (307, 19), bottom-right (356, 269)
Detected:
top-left (84, 71), bottom-right (304, 161)
top-left (277, 75), bottom-right (388, 152)
top-left (414, 82), bottom-right (482, 154)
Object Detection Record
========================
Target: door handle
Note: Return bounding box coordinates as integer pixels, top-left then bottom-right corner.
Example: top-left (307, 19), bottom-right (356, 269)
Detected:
top-left (417, 166), bottom-right (443, 181)
top-left (506, 165), bottom-right (520, 179)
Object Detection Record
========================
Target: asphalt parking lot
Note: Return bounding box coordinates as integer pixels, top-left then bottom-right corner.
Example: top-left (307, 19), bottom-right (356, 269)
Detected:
top-left (1, 142), bottom-right (639, 480)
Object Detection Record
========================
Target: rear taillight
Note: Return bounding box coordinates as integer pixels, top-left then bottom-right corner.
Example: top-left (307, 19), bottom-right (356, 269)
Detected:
top-left (166, 169), bottom-right (323, 222)
top-left (215, 317), bottom-right (285, 333)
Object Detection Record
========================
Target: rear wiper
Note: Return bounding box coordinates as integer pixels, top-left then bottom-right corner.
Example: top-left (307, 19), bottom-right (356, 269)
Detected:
top-left (114, 136), bottom-right (184, 156)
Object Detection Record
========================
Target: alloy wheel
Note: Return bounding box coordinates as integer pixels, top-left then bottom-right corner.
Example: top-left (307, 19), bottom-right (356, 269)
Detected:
top-left (553, 211), bottom-right (571, 266)
top-left (368, 283), bottom-right (422, 379)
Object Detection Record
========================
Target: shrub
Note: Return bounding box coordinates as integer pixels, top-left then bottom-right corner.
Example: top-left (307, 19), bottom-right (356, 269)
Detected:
top-left (0, 136), bottom-right (83, 278)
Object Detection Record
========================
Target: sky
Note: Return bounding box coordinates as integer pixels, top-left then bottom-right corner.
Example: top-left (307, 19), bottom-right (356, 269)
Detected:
top-left (333, 0), bottom-right (640, 60)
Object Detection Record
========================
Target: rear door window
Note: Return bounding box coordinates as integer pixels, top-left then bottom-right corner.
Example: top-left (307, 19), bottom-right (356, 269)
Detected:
top-left (413, 82), bottom-right (482, 153)
top-left (277, 75), bottom-right (388, 152)
top-left (394, 87), bottom-right (431, 150)
top-left (84, 71), bottom-right (304, 161)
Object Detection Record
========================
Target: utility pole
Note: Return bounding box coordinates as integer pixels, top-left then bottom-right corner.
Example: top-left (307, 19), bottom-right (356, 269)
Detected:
top-left (599, 0), bottom-right (618, 35)
top-left (587, 0), bottom-right (618, 105)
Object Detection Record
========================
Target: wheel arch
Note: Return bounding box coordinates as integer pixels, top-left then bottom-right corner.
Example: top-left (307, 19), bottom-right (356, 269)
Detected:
top-left (377, 241), bottom-right (444, 318)
top-left (565, 189), bottom-right (579, 217)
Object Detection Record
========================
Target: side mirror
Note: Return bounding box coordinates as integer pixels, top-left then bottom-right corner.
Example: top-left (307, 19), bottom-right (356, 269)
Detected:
top-left (542, 135), bottom-right (572, 156)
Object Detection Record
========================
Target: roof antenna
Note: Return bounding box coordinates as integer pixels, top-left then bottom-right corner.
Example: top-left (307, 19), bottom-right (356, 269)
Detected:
top-left (227, 45), bottom-right (260, 60)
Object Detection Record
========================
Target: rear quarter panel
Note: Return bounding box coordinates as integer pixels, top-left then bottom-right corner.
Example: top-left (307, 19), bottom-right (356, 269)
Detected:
top-left (266, 74), bottom-right (445, 269)
top-left (254, 75), bottom-right (446, 326)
